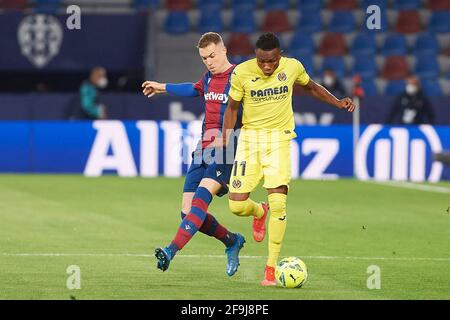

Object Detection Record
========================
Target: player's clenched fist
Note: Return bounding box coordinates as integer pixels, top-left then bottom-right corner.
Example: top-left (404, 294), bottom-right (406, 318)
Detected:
top-left (141, 81), bottom-right (166, 98)
top-left (337, 97), bottom-right (357, 112)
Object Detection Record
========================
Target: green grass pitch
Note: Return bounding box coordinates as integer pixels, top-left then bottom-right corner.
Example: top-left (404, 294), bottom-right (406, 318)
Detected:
top-left (1, 175), bottom-right (449, 300)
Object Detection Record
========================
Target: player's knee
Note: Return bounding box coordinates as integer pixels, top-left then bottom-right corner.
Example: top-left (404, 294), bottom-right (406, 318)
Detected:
top-left (229, 199), bottom-right (248, 216)
top-left (268, 196), bottom-right (287, 219)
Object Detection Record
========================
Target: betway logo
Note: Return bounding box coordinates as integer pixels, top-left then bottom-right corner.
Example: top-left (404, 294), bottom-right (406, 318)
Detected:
top-left (204, 92), bottom-right (228, 103)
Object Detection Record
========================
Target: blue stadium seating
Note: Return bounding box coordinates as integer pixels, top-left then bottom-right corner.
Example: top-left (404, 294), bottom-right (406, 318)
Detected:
top-left (415, 54), bottom-right (440, 79)
top-left (230, 8), bottom-right (256, 33)
top-left (329, 11), bottom-right (356, 33)
top-left (420, 79), bottom-right (442, 97)
top-left (429, 12), bottom-right (450, 33)
top-left (321, 56), bottom-right (347, 78)
top-left (231, 0), bottom-right (257, 10)
top-left (298, 0), bottom-right (323, 12)
top-left (289, 33), bottom-right (315, 56)
top-left (361, 79), bottom-right (379, 96)
top-left (198, 9), bottom-right (223, 33)
top-left (382, 33), bottom-right (408, 56)
top-left (352, 56), bottom-right (378, 79)
top-left (385, 80), bottom-right (406, 95)
top-left (164, 11), bottom-right (190, 34)
top-left (198, 0), bottom-right (224, 10)
top-left (351, 33), bottom-right (377, 56)
top-left (413, 33), bottom-right (439, 57)
top-left (134, 0), bottom-right (160, 9)
top-left (297, 11), bottom-right (323, 33)
top-left (394, 0), bottom-right (421, 9)
top-left (294, 54), bottom-right (315, 76)
top-left (35, 0), bottom-right (60, 13)
top-left (265, 0), bottom-right (290, 10)
top-left (362, 0), bottom-right (388, 10)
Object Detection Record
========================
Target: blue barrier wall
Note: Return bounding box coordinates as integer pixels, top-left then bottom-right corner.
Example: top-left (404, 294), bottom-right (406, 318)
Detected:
top-left (1, 121), bottom-right (449, 181)
top-left (1, 94), bottom-right (450, 124)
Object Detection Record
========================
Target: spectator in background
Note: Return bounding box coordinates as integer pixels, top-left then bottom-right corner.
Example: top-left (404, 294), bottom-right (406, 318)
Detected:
top-left (387, 76), bottom-right (435, 125)
top-left (71, 67), bottom-right (108, 120)
top-left (322, 69), bottom-right (347, 98)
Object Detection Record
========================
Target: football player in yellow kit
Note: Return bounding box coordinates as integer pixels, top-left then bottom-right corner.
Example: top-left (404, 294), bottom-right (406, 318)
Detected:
top-left (221, 32), bottom-right (356, 286)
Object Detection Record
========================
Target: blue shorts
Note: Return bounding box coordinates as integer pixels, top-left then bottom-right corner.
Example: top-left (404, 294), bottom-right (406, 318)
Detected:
top-left (183, 144), bottom-right (236, 197)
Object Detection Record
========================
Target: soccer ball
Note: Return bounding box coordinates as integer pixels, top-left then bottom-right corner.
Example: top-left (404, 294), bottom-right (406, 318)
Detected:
top-left (275, 257), bottom-right (308, 288)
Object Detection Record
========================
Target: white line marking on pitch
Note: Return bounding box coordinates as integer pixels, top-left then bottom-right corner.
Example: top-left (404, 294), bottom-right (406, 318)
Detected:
top-left (364, 180), bottom-right (450, 194)
top-left (2, 253), bottom-right (450, 262)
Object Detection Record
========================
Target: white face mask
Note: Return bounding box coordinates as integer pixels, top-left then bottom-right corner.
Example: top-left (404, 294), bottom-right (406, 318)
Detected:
top-left (406, 84), bottom-right (418, 95)
top-left (97, 77), bottom-right (108, 89)
top-left (323, 75), bottom-right (335, 87)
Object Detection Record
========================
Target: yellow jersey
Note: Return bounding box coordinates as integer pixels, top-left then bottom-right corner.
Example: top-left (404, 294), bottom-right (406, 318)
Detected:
top-left (229, 56), bottom-right (310, 141)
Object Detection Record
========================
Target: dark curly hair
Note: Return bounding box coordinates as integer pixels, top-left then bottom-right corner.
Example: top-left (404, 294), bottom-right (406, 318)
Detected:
top-left (255, 32), bottom-right (280, 51)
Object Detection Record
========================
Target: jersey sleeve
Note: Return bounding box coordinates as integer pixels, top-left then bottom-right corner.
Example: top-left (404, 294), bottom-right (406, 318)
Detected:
top-left (228, 69), bottom-right (244, 102)
top-left (294, 59), bottom-right (311, 86)
top-left (193, 73), bottom-right (206, 96)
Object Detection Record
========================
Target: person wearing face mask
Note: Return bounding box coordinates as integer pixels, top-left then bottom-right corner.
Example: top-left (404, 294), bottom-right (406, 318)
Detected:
top-left (322, 69), bottom-right (347, 98)
top-left (387, 76), bottom-right (435, 125)
top-left (71, 66), bottom-right (108, 120)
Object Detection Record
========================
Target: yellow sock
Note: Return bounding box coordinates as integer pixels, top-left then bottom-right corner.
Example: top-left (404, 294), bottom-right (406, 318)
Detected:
top-left (229, 198), bottom-right (264, 218)
top-left (267, 193), bottom-right (287, 268)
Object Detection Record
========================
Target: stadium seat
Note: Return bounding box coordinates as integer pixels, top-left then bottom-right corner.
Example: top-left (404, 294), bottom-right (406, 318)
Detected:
top-left (318, 33), bottom-right (347, 56)
top-left (382, 34), bottom-right (408, 56)
top-left (289, 33), bottom-right (315, 57)
top-left (227, 33), bottom-right (254, 56)
top-left (198, 9), bottom-right (224, 33)
top-left (298, 0), bottom-right (323, 12)
top-left (134, 0), bottom-right (160, 10)
top-left (1, 0), bottom-right (28, 10)
top-left (420, 79), bottom-right (442, 96)
top-left (352, 56), bottom-right (378, 79)
top-left (231, 0), bottom-right (257, 10)
top-left (166, 0), bottom-right (191, 10)
top-left (264, 0), bottom-right (290, 10)
top-left (413, 33), bottom-right (439, 57)
top-left (429, 12), bottom-right (450, 33)
top-left (230, 8), bottom-right (256, 33)
top-left (329, 11), bottom-right (356, 33)
top-left (164, 11), bottom-right (190, 34)
top-left (297, 11), bottom-right (323, 33)
top-left (384, 80), bottom-right (406, 95)
top-left (381, 56), bottom-right (410, 80)
top-left (198, 0), bottom-right (224, 10)
top-left (394, 0), bottom-right (421, 9)
top-left (414, 54), bottom-right (440, 79)
top-left (320, 56), bottom-right (347, 78)
top-left (362, 0), bottom-right (388, 10)
top-left (327, 0), bottom-right (358, 10)
top-left (286, 53), bottom-right (315, 76)
top-left (361, 79), bottom-right (379, 96)
top-left (427, 0), bottom-right (450, 10)
top-left (351, 33), bottom-right (377, 56)
top-left (395, 10), bottom-right (422, 34)
top-left (35, 0), bottom-right (60, 13)
top-left (261, 10), bottom-right (291, 33)
top-left (445, 44), bottom-right (450, 56)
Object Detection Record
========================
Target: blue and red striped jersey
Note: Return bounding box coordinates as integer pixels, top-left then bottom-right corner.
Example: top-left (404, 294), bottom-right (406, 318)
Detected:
top-left (194, 65), bottom-right (242, 148)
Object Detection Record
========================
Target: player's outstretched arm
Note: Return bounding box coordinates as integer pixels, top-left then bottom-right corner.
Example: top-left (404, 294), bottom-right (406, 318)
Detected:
top-left (302, 79), bottom-right (356, 112)
top-left (142, 81), bottom-right (199, 98)
top-left (221, 97), bottom-right (241, 146)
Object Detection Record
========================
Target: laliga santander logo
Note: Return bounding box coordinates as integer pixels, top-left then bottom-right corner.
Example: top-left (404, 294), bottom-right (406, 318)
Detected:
top-left (355, 124), bottom-right (443, 182)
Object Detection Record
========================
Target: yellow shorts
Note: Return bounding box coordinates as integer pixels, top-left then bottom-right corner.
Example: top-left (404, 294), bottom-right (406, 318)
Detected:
top-left (229, 138), bottom-right (292, 194)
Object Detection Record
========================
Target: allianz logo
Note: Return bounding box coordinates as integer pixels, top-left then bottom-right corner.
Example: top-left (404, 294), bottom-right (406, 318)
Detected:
top-left (204, 92), bottom-right (228, 103)
top-left (355, 125), bottom-right (443, 182)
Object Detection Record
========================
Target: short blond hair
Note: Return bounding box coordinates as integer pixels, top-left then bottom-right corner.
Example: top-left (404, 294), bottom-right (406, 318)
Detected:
top-left (197, 32), bottom-right (223, 48)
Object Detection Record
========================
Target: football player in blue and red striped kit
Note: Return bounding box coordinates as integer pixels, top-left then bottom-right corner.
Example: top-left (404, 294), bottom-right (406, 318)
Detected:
top-left (142, 32), bottom-right (269, 276)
